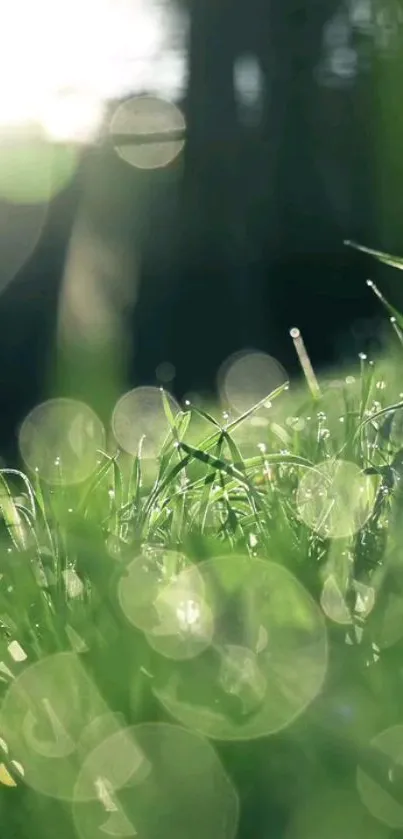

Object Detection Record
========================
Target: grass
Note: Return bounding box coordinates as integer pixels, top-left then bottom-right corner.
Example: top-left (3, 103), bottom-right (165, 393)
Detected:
top-left (2, 248), bottom-right (403, 837)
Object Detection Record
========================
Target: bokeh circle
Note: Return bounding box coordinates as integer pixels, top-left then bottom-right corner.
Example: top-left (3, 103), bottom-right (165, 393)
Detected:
top-left (112, 387), bottom-right (180, 458)
top-left (72, 722), bottom-right (239, 839)
top-left (110, 96), bottom-right (185, 170)
top-left (296, 460), bottom-right (375, 539)
top-left (153, 555), bottom-right (327, 740)
top-left (118, 548), bottom-right (214, 660)
top-left (18, 398), bottom-right (105, 485)
top-left (0, 652), bottom-right (122, 800)
top-left (218, 351), bottom-right (288, 415)
top-left (357, 725), bottom-right (403, 829)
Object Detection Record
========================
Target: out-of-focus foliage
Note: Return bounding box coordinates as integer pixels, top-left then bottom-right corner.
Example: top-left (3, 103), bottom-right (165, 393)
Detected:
top-left (1, 271), bottom-right (403, 837)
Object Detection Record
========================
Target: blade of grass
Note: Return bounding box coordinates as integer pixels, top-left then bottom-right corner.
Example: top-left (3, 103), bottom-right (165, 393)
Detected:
top-left (345, 240), bottom-right (403, 270)
top-left (0, 473), bottom-right (27, 551)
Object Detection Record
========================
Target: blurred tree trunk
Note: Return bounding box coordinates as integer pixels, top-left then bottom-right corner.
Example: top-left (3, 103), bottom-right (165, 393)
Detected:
top-left (171, 0), bottom-right (344, 389)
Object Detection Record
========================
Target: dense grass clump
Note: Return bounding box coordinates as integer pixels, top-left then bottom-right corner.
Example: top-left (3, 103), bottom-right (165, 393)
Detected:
top-left (2, 252), bottom-right (403, 838)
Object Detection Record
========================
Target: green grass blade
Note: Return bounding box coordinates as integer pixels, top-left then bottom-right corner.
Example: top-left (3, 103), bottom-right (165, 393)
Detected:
top-left (345, 240), bottom-right (403, 270)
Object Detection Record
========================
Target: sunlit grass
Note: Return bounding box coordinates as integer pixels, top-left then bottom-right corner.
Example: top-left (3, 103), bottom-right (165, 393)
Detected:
top-left (3, 248), bottom-right (403, 837)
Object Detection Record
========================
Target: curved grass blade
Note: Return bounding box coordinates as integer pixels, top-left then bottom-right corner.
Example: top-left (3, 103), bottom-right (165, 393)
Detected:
top-left (355, 401), bottom-right (403, 440)
top-left (345, 240), bottom-right (403, 270)
top-left (0, 470), bottom-right (36, 519)
top-left (0, 473), bottom-right (27, 551)
top-left (78, 451), bottom-right (120, 514)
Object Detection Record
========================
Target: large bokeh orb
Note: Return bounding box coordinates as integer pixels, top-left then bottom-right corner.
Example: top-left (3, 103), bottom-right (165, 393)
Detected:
top-left (152, 555), bottom-right (327, 740)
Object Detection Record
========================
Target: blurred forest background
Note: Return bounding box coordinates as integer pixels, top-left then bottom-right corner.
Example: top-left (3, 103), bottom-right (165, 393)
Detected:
top-left (0, 0), bottom-right (403, 461)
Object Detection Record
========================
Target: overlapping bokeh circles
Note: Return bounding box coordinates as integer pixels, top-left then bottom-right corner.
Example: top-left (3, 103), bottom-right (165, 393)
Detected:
top-left (320, 573), bottom-right (375, 626)
top-left (73, 722), bottom-right (239, 839)
top-left (112, 386), bottom-right (180, 458)
top-left (320, 574), bottom-right (352, 625)
top-left (118, 548), bottom-right (214, 660)
top-left (218, 350), bottom-right (288, 415)
top-left (153, 555), bottom-right (327, 740)
top-left (0, 652), bottom-right (123, 800)
top-left (145, 564), bottom-right (215, 660)
top-left (357, 725), bottom-right (403, 829)
top-left (118, 548), bottom-right (189, 634)
top-left (18, 398), bottom-right (105, 484)
top-left (296, 459), bottom-right (375, 539)
top-left (110, 95), bottom-right (186, 170)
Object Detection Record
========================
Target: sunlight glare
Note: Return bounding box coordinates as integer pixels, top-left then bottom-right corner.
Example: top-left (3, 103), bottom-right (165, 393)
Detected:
top-left (0, 0), bottom-right (186, 140)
